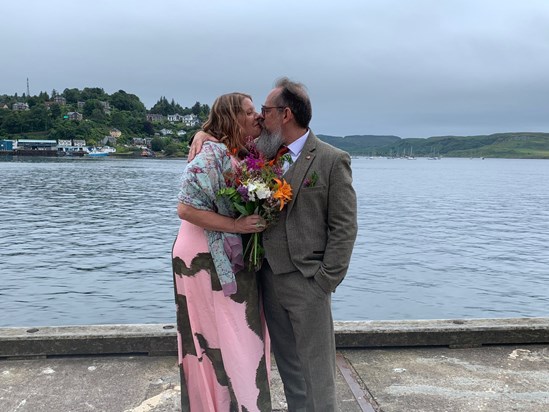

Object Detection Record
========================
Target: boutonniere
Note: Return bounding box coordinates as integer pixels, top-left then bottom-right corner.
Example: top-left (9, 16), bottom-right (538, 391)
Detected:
top-left (303, 171), bottom-right (319, 187)
top-left (280, 153), bottom-right (293, 165)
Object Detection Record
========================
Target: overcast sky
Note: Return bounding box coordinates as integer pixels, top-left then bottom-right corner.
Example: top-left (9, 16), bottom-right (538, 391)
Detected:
top-left (3, 0), bottom-right (549, 138)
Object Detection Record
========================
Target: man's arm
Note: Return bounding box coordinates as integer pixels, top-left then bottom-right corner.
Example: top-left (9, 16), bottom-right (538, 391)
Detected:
top-left (314, 151), bottom-right (358, 293)
top-left (188, 131), bottom-right (219, 161)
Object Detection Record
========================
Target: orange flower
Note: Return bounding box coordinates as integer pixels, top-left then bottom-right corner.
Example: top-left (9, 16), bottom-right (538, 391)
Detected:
top-left (273, 178), bottom-right (292, 210)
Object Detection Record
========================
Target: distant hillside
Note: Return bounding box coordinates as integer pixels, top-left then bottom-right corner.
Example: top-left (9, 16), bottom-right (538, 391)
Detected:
top-left (317, 132), bottom-right (549, 159)
top-left (317, 134), bottom-right (400, 154)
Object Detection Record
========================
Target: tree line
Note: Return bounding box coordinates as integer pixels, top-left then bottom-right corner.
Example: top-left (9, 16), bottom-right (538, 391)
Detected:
top-left (0, 87), bottom-right (210, 152)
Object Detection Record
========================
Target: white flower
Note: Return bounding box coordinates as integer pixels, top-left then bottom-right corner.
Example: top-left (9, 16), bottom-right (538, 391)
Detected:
top-left (246, 179), bottom-right (272, 200)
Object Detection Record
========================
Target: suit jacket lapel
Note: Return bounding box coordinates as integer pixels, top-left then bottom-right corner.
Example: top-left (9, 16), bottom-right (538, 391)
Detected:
top-left (286, 131), bottom-right (317, 216)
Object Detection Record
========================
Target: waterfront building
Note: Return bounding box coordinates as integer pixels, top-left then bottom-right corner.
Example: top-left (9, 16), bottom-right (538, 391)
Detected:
top-left (110, 128), bottom-right (122, 138)
top-left (0, 140), bottom-right (14, 151)
top-left (57, 139), bottom-right (88, 155)
top-left (17, 140), bottom-right (57, 151)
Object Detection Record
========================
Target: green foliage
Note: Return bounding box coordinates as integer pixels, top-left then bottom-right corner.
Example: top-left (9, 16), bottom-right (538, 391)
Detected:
top-left (0, 88), bottom-right (209, 147)
top-left (110, 90), bottom-right (146, 112)
top-left (317, 134), bottom-right (400, 154)
top-left (150, 96), bottom-right (188, 116)
top-left (50, 104), bottom-right (62, 119)
top-left (150, 136), bottom-right (165, 152)
top-left (163, 140), bottom-right (183, 156)
top-left (317, 132), bottom-right (549, 159)
top-left (143, 121), bottom-right (155, 136)
top-left (81, 87), bottom-right (107, 101)
top-left (62, 88), bottom-right (81, 103)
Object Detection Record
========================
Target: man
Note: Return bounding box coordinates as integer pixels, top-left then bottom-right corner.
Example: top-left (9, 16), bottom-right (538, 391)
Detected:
top-left (191, 78), bottom-right (357, 411)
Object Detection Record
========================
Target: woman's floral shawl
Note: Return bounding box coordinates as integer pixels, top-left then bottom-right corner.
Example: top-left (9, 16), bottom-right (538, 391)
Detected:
top-left (178, 142), bottom-right (244, 296)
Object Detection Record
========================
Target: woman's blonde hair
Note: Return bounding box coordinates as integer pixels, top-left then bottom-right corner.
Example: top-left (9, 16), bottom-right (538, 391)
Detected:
top-left (202, 92), bottom-right (252, 156)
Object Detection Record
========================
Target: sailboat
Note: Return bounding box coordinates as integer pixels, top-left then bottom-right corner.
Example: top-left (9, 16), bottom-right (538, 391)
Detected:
top-left (427, 146), bottom-right (440, 160)
top-left (407, 146), bottom-right (416, 160)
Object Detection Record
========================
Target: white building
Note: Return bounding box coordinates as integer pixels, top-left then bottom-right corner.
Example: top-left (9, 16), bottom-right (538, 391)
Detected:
top-left (182, 114), bottom-right (200, 127)
top-left (167, 114), bottom-right (184, 122)
top-left (12, 102), bottom-right (29, 111)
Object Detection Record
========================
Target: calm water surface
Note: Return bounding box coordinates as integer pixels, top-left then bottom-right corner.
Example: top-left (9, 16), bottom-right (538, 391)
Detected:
top-left (1, 156), bottom-right (548, 327)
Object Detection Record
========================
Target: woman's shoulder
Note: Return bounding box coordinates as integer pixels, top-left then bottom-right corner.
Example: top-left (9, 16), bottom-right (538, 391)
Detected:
top-left (199, 141), bottom-right (228, 158)
top-left (203, 141), bottom-right (227, 150)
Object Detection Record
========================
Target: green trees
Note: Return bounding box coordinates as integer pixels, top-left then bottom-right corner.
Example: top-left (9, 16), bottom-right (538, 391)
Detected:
top-left (150, 136), bottom-right (165, 152)
top-left (63, 88), bottom-right (81, 104)
top-left (50, 104), bottom-right (62, 119)
top-left (0, 86), bottom-right (206, 156)
top-left (150, 96), bottom-right (186, 116)
top-left (110, 90), bottom-right (146, 112)
top-left (81, 87), bottom-right (107, 101)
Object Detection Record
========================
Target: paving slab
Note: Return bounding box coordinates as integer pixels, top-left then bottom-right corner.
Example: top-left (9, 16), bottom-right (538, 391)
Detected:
top-left (0, 355), bottom-right (361, 412)
top-left (343, 344), bottom-right (549, 412)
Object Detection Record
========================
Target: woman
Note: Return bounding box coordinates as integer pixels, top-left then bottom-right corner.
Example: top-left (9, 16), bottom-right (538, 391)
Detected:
top-left (172, 93), bottom-right (271, 411)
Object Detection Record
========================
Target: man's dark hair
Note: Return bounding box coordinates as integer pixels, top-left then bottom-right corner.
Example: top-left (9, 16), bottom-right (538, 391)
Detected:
top-left (273, 77), bottom-right (312, 128)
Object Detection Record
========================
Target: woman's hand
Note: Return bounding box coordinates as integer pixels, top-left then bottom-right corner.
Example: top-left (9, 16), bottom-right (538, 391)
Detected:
top-left (178, 204), bottom-right (266, 234)
top-left (234, 214), bottom-right (267, 234)
top-left (188, 131), bottom-right (219, 161)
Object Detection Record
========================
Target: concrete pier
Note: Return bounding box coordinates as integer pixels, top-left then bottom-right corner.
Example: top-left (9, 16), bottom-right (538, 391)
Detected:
top-left (1, 318), bottom-right (548, 411)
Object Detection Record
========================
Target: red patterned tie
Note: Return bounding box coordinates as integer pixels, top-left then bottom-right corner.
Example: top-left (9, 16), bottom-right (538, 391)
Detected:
top-left (274, 145), bottom-right (289, 162)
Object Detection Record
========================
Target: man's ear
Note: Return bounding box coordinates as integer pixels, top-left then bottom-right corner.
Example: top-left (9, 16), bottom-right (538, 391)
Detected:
top-left (282, 107), bottom-right (293, 125)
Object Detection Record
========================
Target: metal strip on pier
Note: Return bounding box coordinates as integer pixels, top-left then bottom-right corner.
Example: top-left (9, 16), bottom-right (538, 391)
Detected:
top-left (336, 353), bottom-right (378, 412)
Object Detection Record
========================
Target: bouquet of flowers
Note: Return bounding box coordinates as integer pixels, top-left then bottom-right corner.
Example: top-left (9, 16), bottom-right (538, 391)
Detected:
top-left (218, 138), bottom-right (292, 271)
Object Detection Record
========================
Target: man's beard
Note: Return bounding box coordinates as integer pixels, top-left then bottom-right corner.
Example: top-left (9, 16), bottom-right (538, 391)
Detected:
top-left (256, 127), bottom-right (285, 159)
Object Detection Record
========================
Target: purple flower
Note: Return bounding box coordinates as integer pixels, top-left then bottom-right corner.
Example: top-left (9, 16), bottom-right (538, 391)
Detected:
top-left (245, 156), bottom-right (263, 171)
top-left (237, 185), bottom-right (250, 202)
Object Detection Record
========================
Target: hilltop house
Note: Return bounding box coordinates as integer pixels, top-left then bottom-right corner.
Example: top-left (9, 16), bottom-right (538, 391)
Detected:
top-left (54, 96), bottom-right (66, 105)
top-left (12, 102), bottom-right (29, 111)
top-left (66, 112), bottom-right (83, 121)
top-left (167, 113), bottom-right (184, 122)
top-left (146, 114), bottom-right (164, 122)
top-left (100, 101), bottom-right (111, 114)
top-left (182, 114), bottom-right (200, 127)
top-left (77, 100), bottom-right (110, 114)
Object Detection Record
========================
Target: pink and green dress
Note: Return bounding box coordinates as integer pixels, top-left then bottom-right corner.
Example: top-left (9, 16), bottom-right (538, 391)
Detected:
top-left (172, 142), bottom-right (271, 411)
